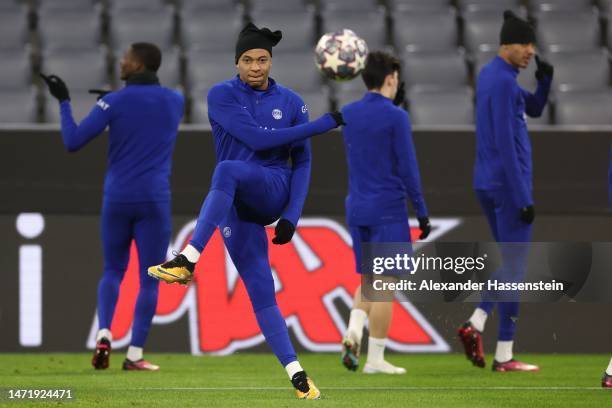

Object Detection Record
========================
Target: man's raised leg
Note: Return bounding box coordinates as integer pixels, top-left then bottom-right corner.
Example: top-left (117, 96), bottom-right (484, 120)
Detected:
top-left (148, 161), bottom-right (266, 284)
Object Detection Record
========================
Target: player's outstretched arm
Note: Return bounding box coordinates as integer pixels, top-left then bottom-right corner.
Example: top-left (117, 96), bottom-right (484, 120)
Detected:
top-left (40, 73), bottom-right (111, 152)
top-left (207, 85), bottom-right (342, 151)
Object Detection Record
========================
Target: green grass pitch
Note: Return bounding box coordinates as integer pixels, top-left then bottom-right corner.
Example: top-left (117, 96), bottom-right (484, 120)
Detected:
top-left (0, 353), bottom-right (610, 407)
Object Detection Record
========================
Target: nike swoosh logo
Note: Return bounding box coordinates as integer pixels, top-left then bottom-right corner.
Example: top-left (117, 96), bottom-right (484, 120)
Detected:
top-left (155, 267), bottom-right (181, 279)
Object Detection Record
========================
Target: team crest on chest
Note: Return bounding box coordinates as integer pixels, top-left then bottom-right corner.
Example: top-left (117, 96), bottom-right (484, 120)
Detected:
top-left (272, 108), bottom-right (283, 120)
top-left (223, 227), bottom-right (232, 238)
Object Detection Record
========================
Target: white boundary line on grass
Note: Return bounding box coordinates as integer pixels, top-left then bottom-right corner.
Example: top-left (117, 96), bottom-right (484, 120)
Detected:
top-left (122, 386), bottom-right (607, 391)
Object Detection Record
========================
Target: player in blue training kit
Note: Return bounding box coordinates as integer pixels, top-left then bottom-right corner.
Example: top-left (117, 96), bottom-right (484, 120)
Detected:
top-left (457, 11), bottom-right (553, 372)
top-left (339, 51), bottom-right (431, 375)
top-left (148, 23), bottom-right (342, 399)
top-left (41, 43), bottom-right (184, 371)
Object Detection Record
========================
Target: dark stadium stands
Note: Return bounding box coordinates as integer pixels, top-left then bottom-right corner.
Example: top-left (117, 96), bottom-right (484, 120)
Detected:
top-left (109, 9), bottom-right (176, 52)
top-left (0, 89), bottom-right (38, 123)
top-left (0, 48), bottom-right (32, 90)
top-left (408, 87), bottom-right (474, 125)
top-left (393, 9), bottom-right (459, 52)
top-left (181, 10), bottom-right (242, 53)
top-left (547, 50), bottom-right (610, 92)
top-left (322, 9), bottom-right (388, 50)
top-left (457, 0), bottom-right (522, 12)
top-left (555, 90), bottom-right (612, 124)
top-left (402, 50), bottom-right (470, 90)
top-left (388, 0), bottom-right (453, 12)
top-left (249, 8), bottom-right (317, 52)
top-left (462, 9), bottom-right (528, 53)
top-left (534, 10), bottom-right (601, 52)
top-left (2, 0), bottom-right (612, 125)
top-left (0, 5), bottom-right (29, 51)
top-left (38, 11), bottom-right (102, 51)
top-left (528, 0), bottom-right (595, 12)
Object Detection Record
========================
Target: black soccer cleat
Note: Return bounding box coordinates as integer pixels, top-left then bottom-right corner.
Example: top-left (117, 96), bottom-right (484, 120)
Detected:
top-left (148, 254), bottom-right (195, 285)
top-left (92, 337), bottom-right (111, 369)
top-left (291, 371), bottom-right (320, 400)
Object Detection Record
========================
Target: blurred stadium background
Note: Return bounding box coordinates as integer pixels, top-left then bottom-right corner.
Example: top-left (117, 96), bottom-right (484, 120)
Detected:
top-left (3, 0), bottom-right (612, 124)
top-left (0, 0), bottom-right (612, 407)
top-left (1, 3), bottom-right (611, 404)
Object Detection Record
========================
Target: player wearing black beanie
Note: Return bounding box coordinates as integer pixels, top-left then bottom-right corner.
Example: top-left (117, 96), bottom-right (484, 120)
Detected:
top-left (235, 22), bottom-right (282, 64)
top-left (149, 21), bottom-right (345, 401)
top-left (499, 10), bottom-right (535, 46)
top-left (458, 10), bottom-right (553, 373)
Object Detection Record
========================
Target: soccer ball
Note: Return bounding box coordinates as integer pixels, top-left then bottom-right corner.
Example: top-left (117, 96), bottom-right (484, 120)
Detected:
top-left (314, 29), bottom-right (368, 81)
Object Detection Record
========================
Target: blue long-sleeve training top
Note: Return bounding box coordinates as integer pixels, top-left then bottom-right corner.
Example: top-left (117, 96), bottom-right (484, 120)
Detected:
top-left (474, 56), bottom-right (551, 208)
top-left (59, 82), bottom-right (184, 203)
top-left (340, 92), bottom-right (428, 226)
top-left (207, 75), bottom-right (337, 226)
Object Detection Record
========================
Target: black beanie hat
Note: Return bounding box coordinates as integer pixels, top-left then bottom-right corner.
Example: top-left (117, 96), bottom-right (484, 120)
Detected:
top-left (499, 10), bottom-right (535, 45)
top-left (235, 22), bottom-right (282, 64)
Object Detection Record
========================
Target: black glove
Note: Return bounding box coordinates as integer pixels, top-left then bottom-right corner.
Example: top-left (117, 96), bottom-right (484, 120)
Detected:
top-left (40, 73), bottom-right (70, 102)
top-left (88, 89), bottom-right (111, 101)
top-left (520, 205), bottom-right (535, 224)
top-left (393, 81), bottom-right (406, 106)
top-left (272, 219), bottom-right (295, 245)
top-left (329, 111), bottom-right (346, 127)
top-left (418, 216), bottom-right (431, 240)
top-left (535, 55), bottom-right (554, 81)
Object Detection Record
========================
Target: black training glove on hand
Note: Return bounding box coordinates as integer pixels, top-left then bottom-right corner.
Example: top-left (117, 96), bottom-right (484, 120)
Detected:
top-left (520, 205), bottom-right (535, 224)
top-left (418, 216), bottom-right (431, 240)
top-left (535, 55), bottom-right (554, 81)
top-left (329, 111), bottom-right (346, 127)
top-left (88, 89), bottom-right (111, 101)
top-left (40, 73), bottom-right (70, 102)
top-left (272, 219), bottom-right (296, 245)
top-left (393, 81), bottom-right (406, 106)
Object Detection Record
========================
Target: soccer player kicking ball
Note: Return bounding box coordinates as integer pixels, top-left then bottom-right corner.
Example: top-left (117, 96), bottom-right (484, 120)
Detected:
top-left (148, 23), bottom-right (343, 399)
top-left (40, 43), bottom-right (184, 371)
top-left (339, 51), bottom-right (431, 375)
top-left (457, 11), bottom-right (553, 372)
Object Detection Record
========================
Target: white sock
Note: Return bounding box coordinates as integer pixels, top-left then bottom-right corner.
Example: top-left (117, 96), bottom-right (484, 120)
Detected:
top-left (127, 346), bottom-right (143, 362)
top-left (181, 244), bottom-right (201, 263)
top-left (366, 336), bottom-right (386, 364)
top-left (285, 360), bottom-right (303, 379)
top-left (346, 308), bottom-right (367, 343)
top-left (96, 328), bottom-right (112, 342)
top-left (469, 308), bottom-right (488, 333)
top-left (606, 357), bottom-right (612, 376)
top-left (495, 340), bottom-right (513, 363)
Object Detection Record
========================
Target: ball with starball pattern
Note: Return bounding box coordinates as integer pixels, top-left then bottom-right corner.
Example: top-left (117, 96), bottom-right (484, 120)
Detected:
top-left (314, 29), bottom-right (369, 81)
